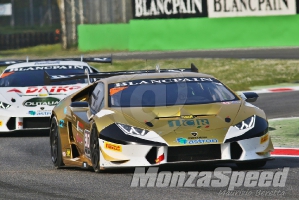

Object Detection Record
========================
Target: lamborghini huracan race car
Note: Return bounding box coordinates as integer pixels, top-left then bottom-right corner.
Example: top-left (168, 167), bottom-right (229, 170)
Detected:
top-left (0, 57), bottom-right (111, 133)
top-left (50, 64), bottom-right (273, 172)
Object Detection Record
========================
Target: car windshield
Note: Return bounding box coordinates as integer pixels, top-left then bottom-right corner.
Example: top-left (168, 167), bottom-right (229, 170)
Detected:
top-left (108, 77), bottom-right (239, 107)
top-left (0, 66), bottom-right (92, 87)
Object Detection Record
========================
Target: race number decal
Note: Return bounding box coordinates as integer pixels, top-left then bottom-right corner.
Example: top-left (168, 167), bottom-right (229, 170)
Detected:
top-left (84, 129), bottom-right (91, 158)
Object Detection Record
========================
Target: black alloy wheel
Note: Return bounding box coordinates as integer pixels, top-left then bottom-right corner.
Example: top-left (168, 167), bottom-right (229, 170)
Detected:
top-left (90, 125), bottom-right (101, 173)
top-left (50, 117), bottom-right (64, 168)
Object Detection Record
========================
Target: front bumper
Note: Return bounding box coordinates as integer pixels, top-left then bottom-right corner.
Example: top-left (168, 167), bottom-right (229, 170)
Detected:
top-left (0, 116), bottom-right (50, 133)
top-left (99, 134), bottom-right (273, 169)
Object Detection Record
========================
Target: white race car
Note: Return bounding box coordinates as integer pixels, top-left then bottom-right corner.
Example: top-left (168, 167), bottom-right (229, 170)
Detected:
top-left (0, 57), bottom-right (111, 134)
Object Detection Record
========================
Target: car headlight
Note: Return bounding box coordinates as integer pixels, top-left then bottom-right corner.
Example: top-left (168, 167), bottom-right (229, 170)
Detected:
top-left (116, 123), bottom-right (149, 136)
top-left (0, 101), bottom-right (11, 109)
top-left (234, 115), bottom-right (255, 130)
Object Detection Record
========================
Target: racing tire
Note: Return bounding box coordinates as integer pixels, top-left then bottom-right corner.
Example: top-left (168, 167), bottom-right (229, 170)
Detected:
top-left (90, 124), bottom-right (101, 173)
top-left (50, 116), bottom-right (64, 168)
top-left (236, 160), bottom-right (267, 169)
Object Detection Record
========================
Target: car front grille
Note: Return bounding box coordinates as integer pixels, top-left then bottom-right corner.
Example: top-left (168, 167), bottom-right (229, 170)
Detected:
top-left (167, 144), bottom-right (221, 162)
top-left (23, 117), bottom-right (50, 129)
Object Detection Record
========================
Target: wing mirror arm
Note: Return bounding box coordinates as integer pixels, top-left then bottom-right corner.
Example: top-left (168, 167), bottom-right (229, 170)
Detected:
top-left (88, 114), bottom-right (94, 121)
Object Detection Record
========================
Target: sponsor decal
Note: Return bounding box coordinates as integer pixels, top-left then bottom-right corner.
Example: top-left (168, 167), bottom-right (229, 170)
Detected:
top-left (0, 71), bottom-right (14, 78)
top-left (7, 88), bottom-right (21, 93)
top-left (66, 148), bottom-right (71, 157)
top-left (133, 0), bottom-right (208, 19)
top-left (176, 137), bottom-right (218, 144)
top-left (188, 136), bottom-right (207, 139)
top-left (110, 86), bottom-right (128, 96)
top-left (17, 122), bottom-right (23, 128)
top-left (114, 77), bottom-right (214, 87)
top-left (28, 110), bottom-right (52, 116)
top-left (25, 86), bottom-right (81, 94)
top-left (131, 167), bottom-right (289, 194)
top-left (23, 97), bottom-right (60, 107)
top-left (64, 107), bottom-right (67, 114)
top-left (260, 133), bottom-right (269, 144)
top-left (155, 153), bottom-right (165, 163)
top-left (76, 133), bottom-right (83, 144)
top-left (28, 111), bottom-right (36, 115)
top-left (168, 119), bottom-right (210, 128)
top-left (8, 86), bottom-right (81, 94)
top-left (84, 129), bottom-right (91, 158)
top-left (0, 120), bottom-right (2, 126)
top-left (5, 65), bottom-right (86, 72)
top-left (59, 119), bottom-right (65, 128)
top-left (77, 121), bottom-right (84, 132)
top-left (208, 0), bottom-right (296, 18)
top-left (34, 61), bottom-right (60, 65)
top-left (181, 115), bottom-right (194, 119)
top-left (104, 141), bottom-right (122, 152)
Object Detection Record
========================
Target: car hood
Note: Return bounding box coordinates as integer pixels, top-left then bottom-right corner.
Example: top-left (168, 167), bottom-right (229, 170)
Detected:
top-left (108, 100), bottom-right (247, 145)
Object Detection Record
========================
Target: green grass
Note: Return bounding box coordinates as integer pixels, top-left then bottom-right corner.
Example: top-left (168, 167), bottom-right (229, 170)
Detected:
top-left (269, 118), bottom-right (299, 148)
top-left (1, 44), bottom-right (299, 91)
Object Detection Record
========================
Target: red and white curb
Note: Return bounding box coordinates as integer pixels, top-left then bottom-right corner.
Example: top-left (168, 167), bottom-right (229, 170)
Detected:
top-left (240, 86), bottom-right (299, 94)
top-left (271, 147), bottom-right (299, 157)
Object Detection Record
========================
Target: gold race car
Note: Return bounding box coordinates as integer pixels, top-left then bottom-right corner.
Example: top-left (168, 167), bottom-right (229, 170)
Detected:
top-left (49, 64), bottom-right (274, 172)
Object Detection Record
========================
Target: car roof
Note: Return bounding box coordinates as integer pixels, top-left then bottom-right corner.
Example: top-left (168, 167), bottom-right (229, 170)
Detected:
top-left (100, 71), bottom-right (215, 84)
top-left (5, 60), bottom-right (89, 70)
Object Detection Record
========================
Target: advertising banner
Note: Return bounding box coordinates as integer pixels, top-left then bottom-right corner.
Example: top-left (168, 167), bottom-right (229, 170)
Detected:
top-left (132, 0), bottom-right (208, 19)
top-left (208, 0), bottom-right (297, 18)
top-left (0, 3), bottom-right (12, 16)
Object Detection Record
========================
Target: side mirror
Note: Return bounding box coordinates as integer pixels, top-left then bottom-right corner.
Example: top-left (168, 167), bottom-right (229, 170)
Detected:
top-left (70, 101), bottom-right (89, 112)
top-left (70, 101), bottom-right (89, 107)
top-left (243, 92), bottom-right (259, 102)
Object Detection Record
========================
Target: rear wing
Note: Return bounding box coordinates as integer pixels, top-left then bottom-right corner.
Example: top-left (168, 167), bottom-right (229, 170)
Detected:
top-left (44, 63), bottom-right (199, 85)
top-left (0, 56), bottom-right (112, 67)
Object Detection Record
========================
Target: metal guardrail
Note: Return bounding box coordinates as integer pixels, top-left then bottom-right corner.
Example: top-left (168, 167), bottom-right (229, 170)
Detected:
top-left (0, 31), bottom-right (60, 50)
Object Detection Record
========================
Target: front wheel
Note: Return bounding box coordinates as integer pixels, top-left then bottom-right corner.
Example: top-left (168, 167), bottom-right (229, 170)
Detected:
top-left (90, 124), bottom-right (101, 173)
top-left (50, 116), bottom-right (64, 168)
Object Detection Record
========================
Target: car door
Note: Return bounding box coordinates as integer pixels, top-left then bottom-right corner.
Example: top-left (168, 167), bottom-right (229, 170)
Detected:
top-left (70, 82), bottom-right (105, 158)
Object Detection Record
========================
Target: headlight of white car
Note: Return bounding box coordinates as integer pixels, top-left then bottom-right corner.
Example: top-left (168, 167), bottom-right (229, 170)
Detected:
top-left (116, 123), bottom-right (149, 136)
top-left (234, 115), bottom-right (255, 130)
top-left (0, 101), bottom-right (11, 109)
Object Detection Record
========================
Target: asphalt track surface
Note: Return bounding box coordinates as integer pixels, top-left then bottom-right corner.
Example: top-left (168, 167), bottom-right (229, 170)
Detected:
top-left (1, 48), bottom-right (299, 200)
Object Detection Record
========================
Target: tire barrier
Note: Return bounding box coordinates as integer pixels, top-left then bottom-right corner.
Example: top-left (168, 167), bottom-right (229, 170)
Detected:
top-left (0, 30), bottom-right (61, 50)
